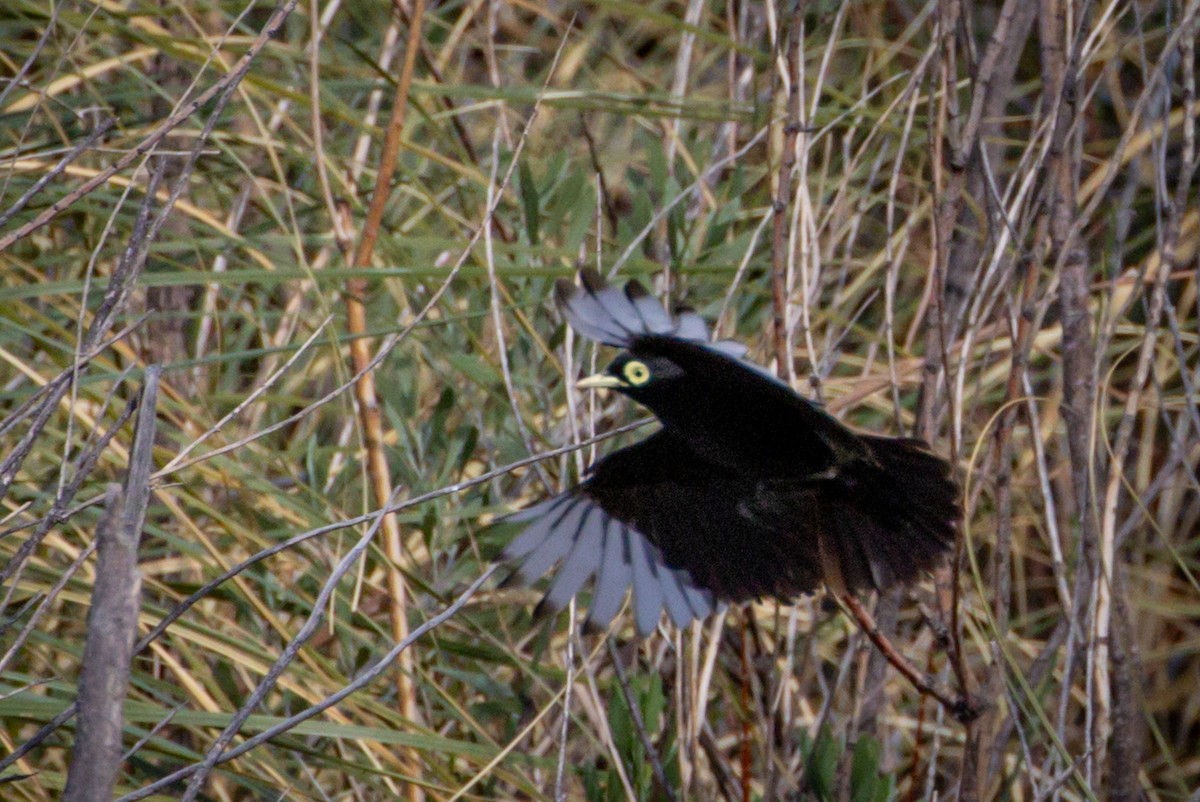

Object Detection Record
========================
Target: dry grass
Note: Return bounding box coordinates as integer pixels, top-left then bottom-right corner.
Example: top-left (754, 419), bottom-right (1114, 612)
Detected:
top-left (1, 0), bottom-right (1197, 799)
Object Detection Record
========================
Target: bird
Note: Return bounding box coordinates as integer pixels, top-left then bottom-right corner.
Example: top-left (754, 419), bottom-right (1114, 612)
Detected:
top-left (500, 269), bottom-right (960, 636)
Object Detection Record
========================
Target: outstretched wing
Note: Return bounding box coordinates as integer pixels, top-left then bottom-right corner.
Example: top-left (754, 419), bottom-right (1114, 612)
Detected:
top-left (502, 491), bottom-right (715, 636)
top-left (501, 440), bottom-right (716, 635)
top-left (502, 431), bottom-right (959, 634)
top-left (502, 431), bottom-right (829, 634)
top-left (554, 268), bottom-right (748, 359)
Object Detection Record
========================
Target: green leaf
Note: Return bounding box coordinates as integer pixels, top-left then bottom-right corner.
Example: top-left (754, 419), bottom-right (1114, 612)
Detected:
top-left (807, 726), bottom-right (839, 800)
top-left (850, 736), bottom-right (883, 802)
top-left (520, 161), bottom-right (540, 245)
top-left (446, 352), bottom-right (501, 388)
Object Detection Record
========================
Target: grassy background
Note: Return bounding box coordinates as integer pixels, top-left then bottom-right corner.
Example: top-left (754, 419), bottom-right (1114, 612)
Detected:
top-left (1, 0), bottom-right (1198, 799)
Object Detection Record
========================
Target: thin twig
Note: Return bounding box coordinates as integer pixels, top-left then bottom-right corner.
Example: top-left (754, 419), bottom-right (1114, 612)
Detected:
top-left (115, 566), bottom-right (498, 802)
top-left (606, 638), bottom-right (678, 802)
top-left (0, 0), bottom-right (300, 252)
top-left (839, 593), bottom-right (977, 723)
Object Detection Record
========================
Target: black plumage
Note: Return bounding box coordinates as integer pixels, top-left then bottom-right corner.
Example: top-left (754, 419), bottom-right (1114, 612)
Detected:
top-left (502, 270), bottom-right (960, 635)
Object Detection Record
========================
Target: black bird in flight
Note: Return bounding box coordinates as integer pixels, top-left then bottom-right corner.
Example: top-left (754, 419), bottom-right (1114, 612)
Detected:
top-left (502, 270), bottom-right (960, 636)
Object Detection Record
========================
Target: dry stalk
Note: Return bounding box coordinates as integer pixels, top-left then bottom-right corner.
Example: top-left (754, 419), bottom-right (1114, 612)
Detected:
top-left (336, 3), bottom-right (428, 798)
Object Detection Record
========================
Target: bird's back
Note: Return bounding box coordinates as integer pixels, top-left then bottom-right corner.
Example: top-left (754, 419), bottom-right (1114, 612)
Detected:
top-left (625, 336), bottom-right (867, 477)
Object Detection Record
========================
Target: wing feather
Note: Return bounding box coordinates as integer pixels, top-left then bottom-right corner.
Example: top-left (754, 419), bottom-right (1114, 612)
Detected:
top-left (555, 280), bottom-right (630, 345)
top-left (579, 269), bottom-right (645, 336)
top-left (499, 411), bottom-right (958, 634)
top-left (586, 519), bottom-right (632, 629)
top-left (502, 496), bottom-right (572, 558)
top-left (512, 500), bottom-right (586, 581)
top-left (659, 567), bottom-right (696, 628)
top-left (624, 279), bottom-right (675, 333)
top-left (673, 310), bottom-right (710, 340)
top-left (629, 530), bottom-right (665, 635)
top-left (555, 270), bottom-right (751, 362)
top-left (677, 573), bottom-right (714, 619)
top-left (541, 507), bottom-right (604, 612)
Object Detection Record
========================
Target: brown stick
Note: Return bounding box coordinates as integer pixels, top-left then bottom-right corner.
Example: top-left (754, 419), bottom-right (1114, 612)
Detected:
top-left (63, 368), bottom-right (158, 802)
top-left (903, 648), bottom-right (938, 802)
top-left (839, 593), bottom-right (978, 723)
top-left (1039, 0), bottom-right (1103, 786)
top-left (61, 486), bottom-right (137, 802)
top-left (739, 616), bottom-right (753, 802)
top-left (340, 2), bottom-right (428, 800)
top-left (769, 3), bottom-right (804, 386)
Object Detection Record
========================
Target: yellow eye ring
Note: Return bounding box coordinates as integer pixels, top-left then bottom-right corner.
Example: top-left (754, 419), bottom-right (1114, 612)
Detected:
top-left (623, 360), bottom-right (651, 386)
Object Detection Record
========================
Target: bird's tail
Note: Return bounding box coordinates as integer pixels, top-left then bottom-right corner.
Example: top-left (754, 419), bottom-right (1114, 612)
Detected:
top-left (824, 436), bottom-right (960, 593)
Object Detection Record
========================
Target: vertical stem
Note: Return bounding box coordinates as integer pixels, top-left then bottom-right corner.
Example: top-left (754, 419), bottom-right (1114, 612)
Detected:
top-left (64, 368), bottom-right (157, 802)
top-left (62, 486), bottom-right (137, 802)
top-left (1039, 0), bottom-right (1103, 787)
top-left (740, 617), bottom-right (753, 802)
top-left (770, 2), bottom-right (804, 386)
top-left (343, 3), bottom-right (428, 799)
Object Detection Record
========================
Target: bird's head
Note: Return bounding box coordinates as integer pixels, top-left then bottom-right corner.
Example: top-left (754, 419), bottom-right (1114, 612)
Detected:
top-left (574, 336), bottom-right (745, 421)
top-left (577, 350), bottom-right (686, 402)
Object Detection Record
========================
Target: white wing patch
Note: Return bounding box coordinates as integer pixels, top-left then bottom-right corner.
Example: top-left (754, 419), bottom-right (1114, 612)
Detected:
top-left (555, 269), bottom-right (749, 358)
top-left (502, 493), bottom-right (715, 635)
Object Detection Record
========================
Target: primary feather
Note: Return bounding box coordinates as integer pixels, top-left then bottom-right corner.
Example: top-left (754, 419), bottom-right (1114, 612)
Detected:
top-left (502, 270), bottom-right (960, 636)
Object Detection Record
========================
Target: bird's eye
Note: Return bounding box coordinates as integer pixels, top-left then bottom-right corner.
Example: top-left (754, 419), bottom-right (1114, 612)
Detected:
top-left (623, 360), bottom-right (651, 386)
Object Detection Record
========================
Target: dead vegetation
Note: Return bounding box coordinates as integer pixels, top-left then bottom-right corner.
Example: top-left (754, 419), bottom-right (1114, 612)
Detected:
top-left (1, 1), bottom-right (1197, 799)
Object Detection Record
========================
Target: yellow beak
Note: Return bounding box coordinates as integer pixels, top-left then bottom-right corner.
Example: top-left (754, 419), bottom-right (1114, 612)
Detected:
top-left (576, 373), bottom-right (627, 390)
